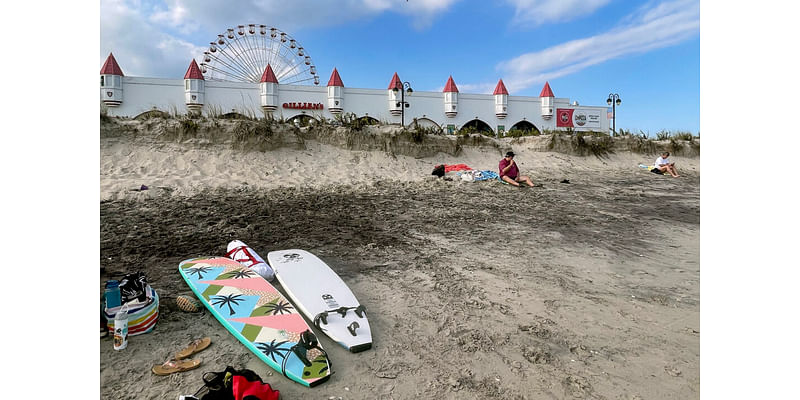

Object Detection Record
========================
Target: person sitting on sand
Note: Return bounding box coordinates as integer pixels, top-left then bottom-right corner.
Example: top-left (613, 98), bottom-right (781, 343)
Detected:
top-left (654, 152), bottom-right (680, 177)
top-left (499, 151), bottom-right (534, 187)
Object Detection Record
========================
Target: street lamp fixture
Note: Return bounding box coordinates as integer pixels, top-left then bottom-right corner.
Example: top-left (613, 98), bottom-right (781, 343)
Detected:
top-left (607, 93), bottom-right (621, 136)
top-left (393, 81), bottom-right (413, 127)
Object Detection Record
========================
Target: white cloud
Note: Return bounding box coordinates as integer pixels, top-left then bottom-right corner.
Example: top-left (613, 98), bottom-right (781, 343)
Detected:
top-left (494, 0), bottom-right (699, 93)
top-left (142, 0), bottom-right (458, 34)
top-left (100, 0), bottom-right (460, 77)
top-left (506, 0), bottom-right (612, 26)
top-left (100, 0), bottom-right (206, 77)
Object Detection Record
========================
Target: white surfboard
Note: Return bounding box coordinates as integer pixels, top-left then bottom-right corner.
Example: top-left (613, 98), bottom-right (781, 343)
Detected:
top-left (267, 249), bottom-right (372, 353)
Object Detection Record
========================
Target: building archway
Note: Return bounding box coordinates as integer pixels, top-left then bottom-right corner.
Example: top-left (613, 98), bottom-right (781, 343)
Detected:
top-left (286, 114), bottom-right (319, 126)
top-left (356, 116), bottom-right (379, 125)
top-left (133, 110), bottom-right (170, 120)
top-left (411, 117), bottom-right (440, 129)
top-left (220, 112), bottom-right (252, 120)
top-left (509, 120), bottom-right (540, 134)
top-left (459, 119), bottom-right (493, 134)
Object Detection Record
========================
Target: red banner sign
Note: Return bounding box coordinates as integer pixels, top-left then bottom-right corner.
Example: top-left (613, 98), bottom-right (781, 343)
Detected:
top-left (282, 102), bottom-right (323, 110)
top-left (556, 108), bottom-right (574, 127)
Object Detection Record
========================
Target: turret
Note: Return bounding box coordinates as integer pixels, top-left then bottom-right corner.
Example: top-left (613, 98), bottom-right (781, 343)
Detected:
top-left (540, 81), bottom-right (555, 120)
top-left (327, 68), bottom-right (344, 114)
top-left (387, 72), bottom-right (403, 116)
top-left (493, 79), bottom-right (509, 119)
top-left (443, 76), bottom-right (459, 118)
top-left (100, 53), bottom-right (124, 107)
top-left (183, 59), bottom-right (205, 114)
top-left (260, 64), bottom-right (279, 114)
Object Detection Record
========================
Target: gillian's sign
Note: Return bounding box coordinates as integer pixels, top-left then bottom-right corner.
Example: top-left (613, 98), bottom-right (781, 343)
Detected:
top-left (283, 102), bottom-right (323, 110)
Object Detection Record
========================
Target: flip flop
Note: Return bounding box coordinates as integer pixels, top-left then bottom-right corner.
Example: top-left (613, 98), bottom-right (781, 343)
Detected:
top-left (151, 359), bottom-right (202, 376)
top-left (176, 337), bottom-right (212, 360)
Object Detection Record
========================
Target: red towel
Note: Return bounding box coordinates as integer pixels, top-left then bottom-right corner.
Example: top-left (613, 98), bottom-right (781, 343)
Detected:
top-left (444, 164), bottom-right (472, 173)
top-left (232, 375), bottom-right (280, 400)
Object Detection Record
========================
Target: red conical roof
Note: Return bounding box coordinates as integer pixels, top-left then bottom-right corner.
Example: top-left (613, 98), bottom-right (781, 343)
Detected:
top-left (183, 59), bottom-right (204, 80)
top-left (327, 68), bottom-right (344, 87)
top-left (443, 76), bottom-right (459, 93)
top-left (387, 72), bottom-right (402, 90)
top-left (100, 53), bottom-right (124, 76)
top-left (260, 64), bottom-right (278, 83)
top-left (493, 79), bottom-right (508, 95)
top-left (539, 81), bottom-right (554, 97)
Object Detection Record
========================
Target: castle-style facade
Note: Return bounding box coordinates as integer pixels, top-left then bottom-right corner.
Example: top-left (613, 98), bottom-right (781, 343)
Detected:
top-left (100, 53), bottom-right (610, 135)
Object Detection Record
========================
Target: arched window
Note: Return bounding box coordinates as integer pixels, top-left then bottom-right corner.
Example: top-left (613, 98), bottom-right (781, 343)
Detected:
top-left (459, 119), bottom-right (493, 134)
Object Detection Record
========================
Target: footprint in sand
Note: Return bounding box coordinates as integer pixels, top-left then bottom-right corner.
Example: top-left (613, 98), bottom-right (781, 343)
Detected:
top-left (174, 155), bottom-right (187, 171)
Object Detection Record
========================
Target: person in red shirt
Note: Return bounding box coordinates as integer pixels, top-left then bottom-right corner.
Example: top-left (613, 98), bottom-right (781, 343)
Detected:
top-left (499, 151), bottom-right (534, 187)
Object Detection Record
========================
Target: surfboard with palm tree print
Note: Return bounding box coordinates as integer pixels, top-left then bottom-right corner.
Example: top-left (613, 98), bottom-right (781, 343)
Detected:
top-left (179, 257), bottom-right (331, 387)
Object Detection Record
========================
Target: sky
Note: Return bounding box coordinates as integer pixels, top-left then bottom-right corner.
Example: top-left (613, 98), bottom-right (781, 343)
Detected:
top-left (99, 0), bottom-right (700, 135)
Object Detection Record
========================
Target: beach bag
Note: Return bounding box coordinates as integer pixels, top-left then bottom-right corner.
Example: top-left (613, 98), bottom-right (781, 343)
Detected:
top-left (431, 164), bottom-right (445, 177)
top-left (226, 240), bottom-right (275, 281)
top-left (196, 367), bottom-right (279, 400)
top-left (104, 285), bottom-right (159, 336)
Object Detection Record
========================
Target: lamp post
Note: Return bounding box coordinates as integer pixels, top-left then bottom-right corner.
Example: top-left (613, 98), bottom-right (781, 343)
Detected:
top-left (393, 81), bottom-right (413, 127)
top-left (607, 93), bottom-right (621, 136)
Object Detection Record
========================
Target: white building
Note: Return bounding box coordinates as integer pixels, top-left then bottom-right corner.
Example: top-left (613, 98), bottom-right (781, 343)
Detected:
top-left (100, 53), bottom-right (610, 135)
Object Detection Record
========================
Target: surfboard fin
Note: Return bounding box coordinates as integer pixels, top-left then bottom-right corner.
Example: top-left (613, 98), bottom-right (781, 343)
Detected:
top-left (347, 321), bottom-right (360, 336)
top-left (354, 305), bottom-right (366, 318)
top-left (314, 312), bottom-right (328, 327)
top-left (335, 307), bottom-right (349, 318)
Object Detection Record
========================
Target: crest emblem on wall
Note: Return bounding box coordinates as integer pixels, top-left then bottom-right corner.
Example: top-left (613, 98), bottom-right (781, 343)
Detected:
top-left (107, 91), bottom-right (113, 97)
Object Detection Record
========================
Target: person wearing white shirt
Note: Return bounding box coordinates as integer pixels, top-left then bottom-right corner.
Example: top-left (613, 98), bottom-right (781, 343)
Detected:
top-left (654, 151), bottom-right (680, 177)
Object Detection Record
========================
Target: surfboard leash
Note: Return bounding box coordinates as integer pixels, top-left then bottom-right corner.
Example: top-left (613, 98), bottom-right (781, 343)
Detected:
top-left (280, 329), bottom-right (332, 379)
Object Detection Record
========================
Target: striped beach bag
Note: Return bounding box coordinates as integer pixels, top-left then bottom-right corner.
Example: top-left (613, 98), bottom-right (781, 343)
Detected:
top-left (104, 285), bottom-right (159, 336)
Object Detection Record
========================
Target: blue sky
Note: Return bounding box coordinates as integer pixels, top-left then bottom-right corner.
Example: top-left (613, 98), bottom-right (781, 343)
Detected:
top-left (100, 0), bottom-right (700, 135)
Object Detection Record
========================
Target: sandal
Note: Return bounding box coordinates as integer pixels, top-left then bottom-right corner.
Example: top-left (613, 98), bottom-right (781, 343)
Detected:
top-left (152, 359), bottom-right (202, 376)
top-left (176, 337), bottom-right (212, 360)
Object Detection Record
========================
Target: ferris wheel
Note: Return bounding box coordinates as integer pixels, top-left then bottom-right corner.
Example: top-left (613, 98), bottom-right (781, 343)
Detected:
top-left (199, 24), bottom-right (320, 85)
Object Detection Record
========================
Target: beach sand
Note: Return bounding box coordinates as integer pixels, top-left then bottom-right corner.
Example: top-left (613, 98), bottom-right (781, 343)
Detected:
top-left (100, 119), bottom-right (700, 399)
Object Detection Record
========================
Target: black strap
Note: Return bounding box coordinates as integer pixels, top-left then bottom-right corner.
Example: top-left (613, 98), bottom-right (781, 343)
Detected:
top-left (280, 330), bottom-right (332, 378)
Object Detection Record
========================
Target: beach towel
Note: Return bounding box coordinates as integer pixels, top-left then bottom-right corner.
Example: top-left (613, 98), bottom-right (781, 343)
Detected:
top-left (639, 164), bottom-right (665, 175)
top-left (444, 164), bottom-right (472, 173)
top-left (193, 366), bottom-right (280, 400)
top-left (119, 271), bottom-right (149, 304)
top-left (473, 170), bottom-right (498, 181)
top-left (456, 170), bottom-right (498, 182)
